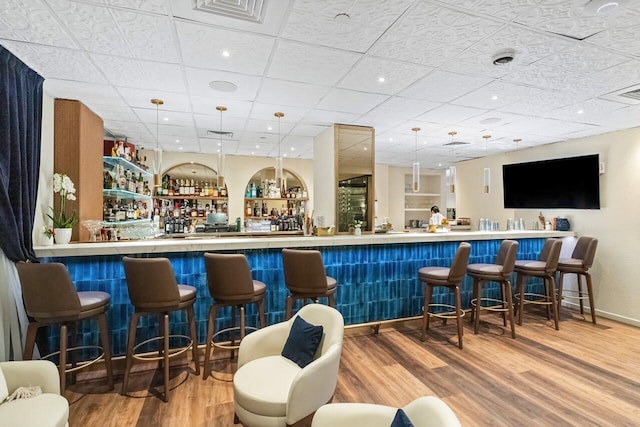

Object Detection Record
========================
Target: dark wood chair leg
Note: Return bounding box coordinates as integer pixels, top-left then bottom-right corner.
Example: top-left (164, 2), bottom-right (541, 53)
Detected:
top-left (586, 273), bottom-right (596, 324)
top-left (162, 313), bottom-right (170, 402)
top-left (59, 323), bottom-right (67, 395)
top-left (505, 280), bottom-right (516, 339)
top-left (122, 312), bottom-right (140, 396)
top-left (187, 305), bottom-right (200, 375)
top-left (97, 312), bottom-right (114, 390)
top-left (203, 305), bottom-right (216, 380)
top-left (454, 285), bottom-right (463, 349)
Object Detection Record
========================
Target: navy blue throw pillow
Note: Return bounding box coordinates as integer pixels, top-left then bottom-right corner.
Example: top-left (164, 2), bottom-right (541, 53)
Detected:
top-left (281, 315), bottom-right (324, 368)
top-left (390, 409), bottom-right (415, 427)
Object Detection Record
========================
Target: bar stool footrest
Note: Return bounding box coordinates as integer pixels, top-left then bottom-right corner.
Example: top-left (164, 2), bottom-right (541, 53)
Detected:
top-left (471, 297), bottom-right (511, 312)
top-left (211, 326), bottom-right (258, 351)
top-left (516, 292), bottom-right (553, 305)
top-left (43, 345), bottom-right (105, 373)
top-left (427, 303), bottom-right (466, 320)
top-left (132, 334), bottom-right (193, 362)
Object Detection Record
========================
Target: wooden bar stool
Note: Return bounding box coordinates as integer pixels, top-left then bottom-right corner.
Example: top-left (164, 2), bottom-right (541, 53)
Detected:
top-left (16, 262), bottom-right (114, 394)
top-left (419, 242), bottom-right (471, 349)
top-left (202, 253), bottom-right (266, 380)
top-left (282, 248), bottom-right (337, 320)
top-left (467, 240), bottom-right (519, 339)
top-left (514, 238), bottom-right (563, 330)
top-left (121, 256), bottom-right (200, 402)
top-left (557, 236), bottom-right (598, 323)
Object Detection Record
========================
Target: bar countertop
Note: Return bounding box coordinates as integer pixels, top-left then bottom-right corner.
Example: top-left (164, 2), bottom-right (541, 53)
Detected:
top-left (34, 230), bottom-right (575, 258)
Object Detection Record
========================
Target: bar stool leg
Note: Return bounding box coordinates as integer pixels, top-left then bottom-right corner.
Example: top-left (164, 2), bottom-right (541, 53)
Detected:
top-left (516, 274), bottom-right (525, 326)
top-left (586, 274), bottom-right (596, 324)
top-left (500, 282), bottom-right (507, 327)
top-left (454, 285), bottom-right (463, 349)
top-left (203, 304), bottom-right (219, 380)
top-left (97, 312), bottom-right (115, 390)
top-left (162, 313), bottom-right (170, 402)
top-left (328, 293), bottom-right (336, 309)
top-left (548, 276), bottom-right (559, 330)
top-left (68, 322), bottom-right (77, 386)
top-left (258, 298), bottom-right (266, 328)
top-left (285, 295), bottom-right (294, 320)
top-left (421, 283), bottom-right (433, 341)
top-left (187, 305), bottom-right (200, 375)
top-left (557, 271), bottom-right (565, 319)
top-left (577, 275), bottom-right (585, 316)
top-left (474, 280), bottom-right (482, 334)
top-left (23, 323), bottom-right (38, 360)
top-left (505, 280), bottom-right (516, 339)
top-left (59, 323), bottom-right (67, 395)
top-left (122, 312), bottom-right (140, 396)
top-left (543, 277), bottom-right (551, 320)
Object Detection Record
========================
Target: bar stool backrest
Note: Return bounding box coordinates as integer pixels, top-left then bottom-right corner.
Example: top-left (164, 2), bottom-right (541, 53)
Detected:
top-left (448, 242), bottom-right (471, 283)
top-left (540, 238), bottom-right (563, 274)
top-left (16, 262), bottom-right (81, 322)
top-left (572, 237), bottom-right (598, 269)
top-left (122, 256), bottom-right (180, 310)
top-left (495, 240), bottom-right (519, 278)
top-left (204, 253), bottom-right (255, 300)
top-left (282, 248), bottom-right (328, 294)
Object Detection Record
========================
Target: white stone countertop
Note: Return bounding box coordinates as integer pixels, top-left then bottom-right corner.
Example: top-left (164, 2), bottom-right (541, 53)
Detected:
top-left (34, 230), bottom-right (576, 258)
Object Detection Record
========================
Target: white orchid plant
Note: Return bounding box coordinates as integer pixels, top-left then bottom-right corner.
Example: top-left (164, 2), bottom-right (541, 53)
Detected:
top-left (47, 173), bottom-right (78, 228)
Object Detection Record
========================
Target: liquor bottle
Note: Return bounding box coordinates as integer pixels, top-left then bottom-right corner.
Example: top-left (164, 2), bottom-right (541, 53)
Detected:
top-left (246, 184), bottom-right (251, 198)
top-left (189, 179), bottom-right (195, 195)
top-left (220, 186), bottom-right (227, 197)
top-left (246, 201), bottom-right (252, 216)
top-left (250, 182), bottom-right (257, 198)
top-left (254, 201), bottom-right (260, 217)
top-left (213, 186), bottom-right (219, 197)
top-left (262, 202), bottom-right (268, 216)
top-left (137, 172), bottom-right (144, 194)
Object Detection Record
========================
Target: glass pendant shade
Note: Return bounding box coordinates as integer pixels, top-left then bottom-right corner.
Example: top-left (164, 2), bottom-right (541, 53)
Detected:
top-left (151, 98), bottom-right (163, 189)
top-left (216, 106), bottom-right (227, 188)
top-left (483, 167), bottom-right (491, 194)
top-left (274, 112), bottom-right (285, 194)
top-left (411, 127), bottom-right (420, 193)
top-left (448, 165), bottom-right (456, 193)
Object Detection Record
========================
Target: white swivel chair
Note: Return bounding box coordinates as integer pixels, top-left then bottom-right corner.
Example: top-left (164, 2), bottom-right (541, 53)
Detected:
top-left (310, 396), bottom-right (461, 427)
top-left (0, 360), bottom-right (69, 427)
top-left (233, 304), bottom-right (345, 427)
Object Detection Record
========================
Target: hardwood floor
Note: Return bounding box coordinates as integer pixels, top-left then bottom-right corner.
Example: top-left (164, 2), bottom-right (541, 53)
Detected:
top-left (66, 309), bottom-right (640, 426)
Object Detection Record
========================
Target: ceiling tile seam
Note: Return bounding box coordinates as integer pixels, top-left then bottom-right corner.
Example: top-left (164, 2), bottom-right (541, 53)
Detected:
top-left (71, 0), bottom-right (170, 17)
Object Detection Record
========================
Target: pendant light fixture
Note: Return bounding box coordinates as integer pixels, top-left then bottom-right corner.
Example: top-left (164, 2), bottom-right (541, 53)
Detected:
top-left (274, 112), bottom-right (285, 195)
top-left (483, 134), bottom-right (491, 194)
top-left (412, 127), bottom-right (420, 193)
top-left (448, 131), bottom-right (457, 194)
top-left (151, 98), bottom-right (164, 189)
top-left (216, 105), bottom-right (227, 188)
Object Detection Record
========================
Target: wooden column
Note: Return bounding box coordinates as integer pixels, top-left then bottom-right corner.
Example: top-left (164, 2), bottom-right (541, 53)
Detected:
top-left (54, 99), bottom-right (103, 242)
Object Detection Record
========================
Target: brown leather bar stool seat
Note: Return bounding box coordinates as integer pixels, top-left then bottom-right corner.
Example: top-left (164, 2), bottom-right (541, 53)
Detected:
top-left (514, 238), bottom-right (563, 330)
top-left (557, 236), bottom-right (598, 324)
top-left (282, 248), bottom-right (337, 320)
top-left (203, 253), bottom-right (266, 380)
top-left (122, 256), bottom-right (200, 402)
top-left (419, 242), bottom-right (471, 349)
top-left (467, 240), bottom-right (519, 339)
top-left (16, 262), bottom-right (114, 394)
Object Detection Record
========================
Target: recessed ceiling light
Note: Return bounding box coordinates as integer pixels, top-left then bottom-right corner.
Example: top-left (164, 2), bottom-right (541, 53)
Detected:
top-left (584, 0), bottom-right (622, 15)
top-left (284, 153), bottom-right (288, 157)
top-left (363, 147), bottom-right (367, 151)
top-left (480, 117), bottom-right (502, 124)
top-left (209, 80), bottom-right (237, 92)
top-left (491, 95), bottom-right (498, 100)
top-left (389, 138), bottom-right (393, 142)
top-left (290, 147), bottom-right (295, 151)
top-left (577, 109), bottom-right (584, 114)
top-left (189, 161), bottom-right (193, 164)
top-left (222, 50), bottom-right (230, 57)
top-left (176, 139), bottom-right (180, 143)
top-left (256, 145), bottom-right (260, 148)
top-left (438, 163), bottom-right (442, 167)
top-left (378, 76), bottom-right (385, 83)
top-left (267, 126), bottom-right (272, 131)
top-left (163, 117), bottom-right (168, 121)
top-left (179, 147), bottom-right (183, 150)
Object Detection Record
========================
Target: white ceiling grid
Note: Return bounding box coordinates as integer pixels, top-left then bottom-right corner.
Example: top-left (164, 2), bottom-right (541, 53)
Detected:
top-left (1, 0), bottom-right (639, 169)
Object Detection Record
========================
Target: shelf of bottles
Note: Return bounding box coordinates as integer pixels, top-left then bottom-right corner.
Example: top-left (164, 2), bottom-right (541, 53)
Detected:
top-left (102, 156), bottom-right (153, 224)
top-left (155, 174), bottom-right (230, 235)
top-left (244, 177), bottom-right (308, 232)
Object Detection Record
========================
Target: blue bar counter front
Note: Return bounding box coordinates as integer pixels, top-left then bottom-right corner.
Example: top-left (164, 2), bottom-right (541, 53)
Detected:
top-left (36, 234), bottom-right (561, 358)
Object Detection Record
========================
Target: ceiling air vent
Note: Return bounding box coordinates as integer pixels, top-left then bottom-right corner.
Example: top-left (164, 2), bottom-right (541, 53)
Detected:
top-left (193, 0), bottom-right (268, 23)
top-left (601, 83), bottom-right (640, 105)
top-left (443, 141), bottom-right (470, 146)
top-left (620, 88), bottom-right (640, 101)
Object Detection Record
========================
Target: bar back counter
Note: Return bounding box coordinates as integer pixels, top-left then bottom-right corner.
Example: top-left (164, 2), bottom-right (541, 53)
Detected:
top-left (35, 230), bottom-right (574, 357)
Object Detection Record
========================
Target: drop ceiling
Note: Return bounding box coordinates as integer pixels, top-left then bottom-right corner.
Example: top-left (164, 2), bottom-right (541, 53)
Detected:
top-left (2, 0), bottom-right (640, 169)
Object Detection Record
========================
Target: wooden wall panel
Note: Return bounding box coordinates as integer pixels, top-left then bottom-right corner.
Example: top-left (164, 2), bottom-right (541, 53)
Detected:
top-left (54, 99), bottom-right (103, 242)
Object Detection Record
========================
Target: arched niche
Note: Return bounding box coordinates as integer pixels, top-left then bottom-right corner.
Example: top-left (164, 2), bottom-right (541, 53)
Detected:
top-left (246, 167), bottom-right (307, 198)
top-left (158, 162), bottom-right (227, 197)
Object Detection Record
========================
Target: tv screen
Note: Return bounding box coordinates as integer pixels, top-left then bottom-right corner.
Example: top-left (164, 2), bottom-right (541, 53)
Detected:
top-left (502, 154), bottom-right (600, 209)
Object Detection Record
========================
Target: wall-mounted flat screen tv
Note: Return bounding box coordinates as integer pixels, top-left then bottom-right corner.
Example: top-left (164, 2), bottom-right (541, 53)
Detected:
top-left (502, 154), bottom-right (600, 209)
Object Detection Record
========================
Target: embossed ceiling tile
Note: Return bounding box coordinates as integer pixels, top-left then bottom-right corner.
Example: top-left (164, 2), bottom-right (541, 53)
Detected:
top-left (316, 88), bottom-right (388, 114)
top-left (110, 10), bottom-right (178, 62)
top-left (451, 80), bottom-right (534, 110)
top-left (154, 126), bottom-right (198, 138)
top-left (176, 21), bottom-right (274, 74)
top-left (400, 70), bottom-right (492, 103)
top-left (585, 105), bottom-right (640, 128)
top-left (536, 98), bottom-right (628, 122)
top-left (1, 42), bottom-right (106, 83)
top-left (457, 110), bottom-right (528, 129)
top-left (43, 79), bottom-right (124, 105)
top-left (302, 109), bottom-right (359, 125)
top-left (535, 42), bottom-right (630, 73)
top-left (104, 120), bottom-right (154, 140)
top-left (249, 103), bottom-right (310, 123)
top-left (108, 0), bottom-right (168, 14)
top-left (267, 40), bottom-right (361, 85)
top-left (415, 104), bottom-right (486, 124)
top-left (291, 123), bottom-right (330, 137)
top-left (193, 114), bottom-right (247, 132)
top-left (51, 1), bottom-right (133, 57)
top-left (134, 108), bottom-right (193, 126)
top-left (243, 117), bottom-right (294, 134)
top-left (363, 97), bottom-right (441, 120)
top-left (595, 59), bottom-right (640, 93)
top-left (89, 104), bottom-right (138, 122)
top-left (338, 56), bottom-right (432, 95)
top-left (587, 24), bottom-right (640, 57)
top-left (91, 54), bottom-right (185, 91)
top-left (502, 63), bottom-right (604, 96)
top-left (370, 34), bottom-right (464, 67)
top-left (0, 0), bottom-right (76, 48)
top-left (257, 79), bottom-right (330, 107)
top-left (437, 0), bottom-right (541, 21)
top-left (281, 0), bottom-right (409, 52)
top-left (116, 87), bottom-right (191, 111)
top-left (191, 96), bottom-right (253, 117)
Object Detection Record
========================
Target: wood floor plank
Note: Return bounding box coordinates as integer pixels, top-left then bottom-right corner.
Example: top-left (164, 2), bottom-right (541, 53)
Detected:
top-left (67, 309), bottom-right (640, 426)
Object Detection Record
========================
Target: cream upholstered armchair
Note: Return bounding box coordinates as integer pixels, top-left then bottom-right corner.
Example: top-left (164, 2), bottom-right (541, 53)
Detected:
top-left (233, 304), bottom-right (344, 427)
top-left (0, 360), bottom-right (69, 427)
top-left (310, 396), bottom-right (461, 427)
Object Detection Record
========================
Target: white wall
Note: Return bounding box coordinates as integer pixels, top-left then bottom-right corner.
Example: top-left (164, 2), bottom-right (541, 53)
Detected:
top-left (457, 127), bottom-right (640, 326)
top-left (313, 126), bottom-right (336, 227)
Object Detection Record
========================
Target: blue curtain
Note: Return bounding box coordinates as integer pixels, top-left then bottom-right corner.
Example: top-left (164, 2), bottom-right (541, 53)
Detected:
top-left (0, 46), bottom-right (43, 262)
